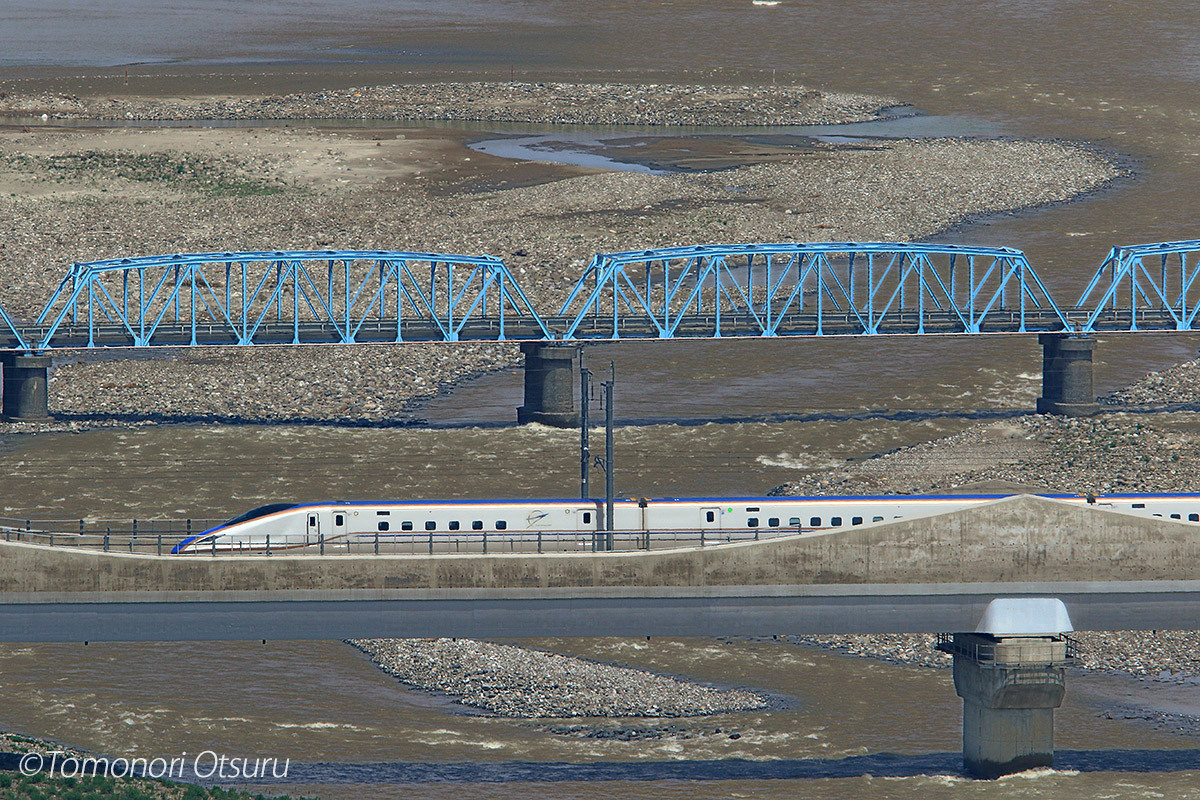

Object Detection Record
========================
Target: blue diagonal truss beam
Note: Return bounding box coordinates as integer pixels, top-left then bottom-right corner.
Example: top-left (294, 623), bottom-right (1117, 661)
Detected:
top-left (1074, 239), bottom-right (1200, 332)
top-left (18, 250), bottom-right (551, 350)
top-left (555, 242), bottom-right (1072, 339)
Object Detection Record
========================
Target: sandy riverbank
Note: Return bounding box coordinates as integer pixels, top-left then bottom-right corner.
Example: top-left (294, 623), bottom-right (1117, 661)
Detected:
top-left (0, 83), bottom-right (1118, 429)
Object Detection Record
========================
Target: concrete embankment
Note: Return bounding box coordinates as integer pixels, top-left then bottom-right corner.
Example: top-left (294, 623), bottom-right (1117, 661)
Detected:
top-left (2, 495), bottom-right (1199, 595)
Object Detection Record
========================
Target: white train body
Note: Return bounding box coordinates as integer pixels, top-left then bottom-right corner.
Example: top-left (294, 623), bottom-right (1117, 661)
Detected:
top-left (173, 492), bottom-right (1200, 554)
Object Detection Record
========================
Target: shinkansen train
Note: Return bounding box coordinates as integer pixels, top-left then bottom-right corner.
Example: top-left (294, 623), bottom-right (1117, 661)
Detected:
top-left (172, 492), bottom-right (1200, 554)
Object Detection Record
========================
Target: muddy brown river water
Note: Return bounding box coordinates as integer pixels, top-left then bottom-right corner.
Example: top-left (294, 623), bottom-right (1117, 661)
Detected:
top-left (5, 0), bottom-right (1200, 795)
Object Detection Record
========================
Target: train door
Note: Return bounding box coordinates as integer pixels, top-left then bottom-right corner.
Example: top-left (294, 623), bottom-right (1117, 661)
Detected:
top-left (575, 508), bottom-right (597, 530)
top-left (306, 512), bottom-right (320, 545)
top-left (332, 509), bottom-right (348, 541)
top-left (700, 507), bottom-right (722, 529)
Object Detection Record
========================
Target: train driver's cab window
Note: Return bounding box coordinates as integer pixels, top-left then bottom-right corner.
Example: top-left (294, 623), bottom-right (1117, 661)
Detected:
top-left (378, 522), bottom-right (389, 531)
top-left (810, 517), bottom-right (821, 527)
top-left (449, 521), bottom-right (460, 530)
top-left (747, 517), bottom-right (759, 527)
top-left (706, 511), bottom-right (716, 523)
top-left (401, 521), bottom-right (413, 531)
top-left (425, 521), bottom-right (436, 531)
top-left (496, 520), bottom-right (508, 530)
top-left (472, 520), bottom-right (484, 530)
top-left (852, 516), bottom-right (863, 525)
top-left (768, 518), bottom-right (779, 527)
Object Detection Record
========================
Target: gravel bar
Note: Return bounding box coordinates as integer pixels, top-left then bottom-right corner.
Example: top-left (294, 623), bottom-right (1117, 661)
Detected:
top-left (348, 637), bottom-right (767, 718)
top-left (0, 81), bottom-right (899, 126)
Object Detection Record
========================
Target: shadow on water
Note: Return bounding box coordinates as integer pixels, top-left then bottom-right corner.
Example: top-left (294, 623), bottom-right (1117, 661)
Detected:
top-left (70, 750), bottom-right (1195, 785)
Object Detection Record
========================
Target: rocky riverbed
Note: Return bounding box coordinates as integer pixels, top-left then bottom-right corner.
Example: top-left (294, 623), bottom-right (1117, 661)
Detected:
top-left (0, 81), bottom-right (899, 126)
top-left (348, 637), bottom-right (768, 718)
top-left (0, 114), bottom-right (1118, 428)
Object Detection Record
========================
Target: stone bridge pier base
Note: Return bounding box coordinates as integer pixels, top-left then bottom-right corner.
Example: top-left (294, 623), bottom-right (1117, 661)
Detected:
top-left (940, 632), bottom-right (1072, 779)
top-left (1037, 333), bottom-right (1099, 416)
top-left (1, 353), bottom-right (52, 422)
top-left (517, 344), bottom-right (577, 427)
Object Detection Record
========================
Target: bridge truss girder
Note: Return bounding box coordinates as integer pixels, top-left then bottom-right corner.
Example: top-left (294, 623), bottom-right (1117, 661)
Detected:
top-left (27, 250), bottom-right (550, 349)
top-left (555, 242), bottom-right (1072, 340)
top-left (1075, 239), bottom-right (1200, 332)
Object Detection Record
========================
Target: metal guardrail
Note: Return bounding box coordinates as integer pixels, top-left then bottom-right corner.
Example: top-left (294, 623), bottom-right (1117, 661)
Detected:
top-left (0, 518), bottom-right (803, 557)
top-left (935, 632), bottom-right (1079, 666)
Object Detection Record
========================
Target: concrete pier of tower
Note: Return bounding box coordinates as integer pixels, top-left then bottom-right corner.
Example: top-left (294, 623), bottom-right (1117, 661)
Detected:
top-left (938, 599), bottom-right (1075, 779)
top-left (1036, 333), bottom-right (1099, 416)
top-left (517, 343), bottom-right (577, 427)
top-left (0, 352), bottom-right (52, 421)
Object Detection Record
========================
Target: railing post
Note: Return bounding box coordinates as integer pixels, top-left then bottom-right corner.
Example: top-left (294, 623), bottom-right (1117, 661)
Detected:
top-left (537, 530), bottom-right (542, 554)
top-left (103, 529), bottom-right (109, 552)
top-left (374, 532), bottom-right (379, 555)
top-left (157, 534), bottom-right (162, 556)
top-left (429, 528), bottom-right (434, 555)
top-left (266, 535), bottom-right (271, 556)
top-left (319, 532), bottom-right (325, 555)
top-left (483, 531), bottom-right (488, 554)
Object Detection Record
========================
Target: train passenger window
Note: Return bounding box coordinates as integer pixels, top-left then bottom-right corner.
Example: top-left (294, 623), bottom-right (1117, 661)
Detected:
top-left (1171, 513), bottom-right (1182, 520)
top-left (1154, 514), bottom-right (1163, 518)
top-left (810, 517), bottom-right (821, 527)
top-left (425, 521), bottom-right (436, 530)
top-left (496, 520), bottom-right (508, 530)
top-left (335, 514), bottom-right (345, 526)
top-left (472, 520), bottom-right (483, 530)
top-left (852, 516), bottom-right (863, 525)
top-left (746, 507), bottom-right (760, 512)
top-left (706, 511), bottom-right (715, 523)
top-left (1133, 503), bottom-right (1146, 508)
top-left (831, 517), bottom-right (842, 526)
top-left (873, 516), bottom-right (884, 522)
top-left (378, 522), bottom-right (389, 532)
top-left (401, 521), bottom-right (413, 531)
top-left (1191, 514), bottom-right (1199, 522)
top-left (789, 517), bottom-right (801, 526)
top-left (764, 517), bottom-right (776, 527)
top-left (377, 511), bottom-right (390, 516)
top-left (748, 517), bottom-right (759, 527)
top-left (449, 521), bottom-right (460, 530)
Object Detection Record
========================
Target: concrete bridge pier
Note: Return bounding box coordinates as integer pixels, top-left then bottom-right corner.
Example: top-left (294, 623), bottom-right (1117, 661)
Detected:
top-left (1, 352), bottom-right (52, 421)
top-left (1036, 333), bottom-right (1099, 416)
top-left (517, 343), bottom-right (577, 427)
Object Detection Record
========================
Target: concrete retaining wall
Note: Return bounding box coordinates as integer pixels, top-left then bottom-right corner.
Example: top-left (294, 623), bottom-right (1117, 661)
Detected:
top-left (1, 495), bottom-right (1196, 594)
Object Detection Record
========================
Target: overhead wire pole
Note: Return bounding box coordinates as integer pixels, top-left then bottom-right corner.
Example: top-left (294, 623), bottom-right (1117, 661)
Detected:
top-left (605, 361), bottom-right (615, 551)
top-left (580, 346), bottom-right (590, 500)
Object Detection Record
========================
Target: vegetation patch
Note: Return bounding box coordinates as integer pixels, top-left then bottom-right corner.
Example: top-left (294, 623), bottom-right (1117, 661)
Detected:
top-left (0, 772), bottom-right (312, 800)
top-left (0, 151), bottom-right (286, 197)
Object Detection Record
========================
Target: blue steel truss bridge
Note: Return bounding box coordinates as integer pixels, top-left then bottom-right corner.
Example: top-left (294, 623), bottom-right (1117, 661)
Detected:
top-left (2, 239), bottom-right (1200, 421)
